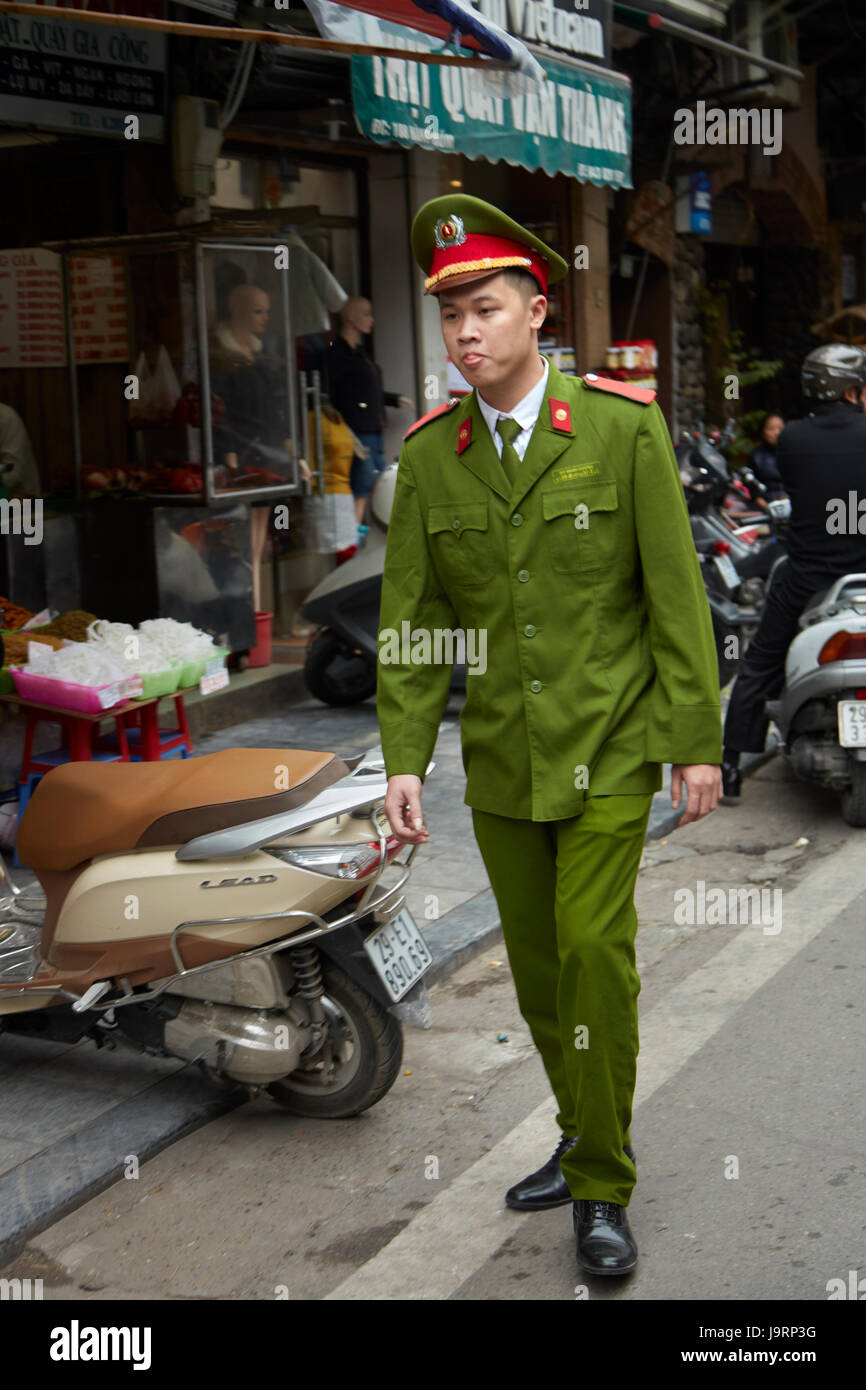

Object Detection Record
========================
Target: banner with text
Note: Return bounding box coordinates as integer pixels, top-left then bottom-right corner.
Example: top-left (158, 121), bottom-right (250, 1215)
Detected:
top-left (350, 21), bottom-right (631, 188)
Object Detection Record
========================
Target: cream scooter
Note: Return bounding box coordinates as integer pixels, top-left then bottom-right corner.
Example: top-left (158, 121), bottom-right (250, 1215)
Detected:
top-left (0, 746), bottom-right (432, 1117)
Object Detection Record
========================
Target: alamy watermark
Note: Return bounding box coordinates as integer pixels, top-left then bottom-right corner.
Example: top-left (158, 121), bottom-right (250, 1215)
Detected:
top-left (0, 497), bottom-right (42, 545)
top-left (826, 492), bottom-right (866, 533)
top-left (378, 622), bottom-right (487, 675)
top-left (673, 101), bottom-right (782, 158)
top-left (673, 880), bottom-right (782, 936)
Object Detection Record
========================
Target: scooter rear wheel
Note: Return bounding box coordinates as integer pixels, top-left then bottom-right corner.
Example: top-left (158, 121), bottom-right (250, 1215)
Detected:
top-left (268, 960), bottom-right (403, 1118)
top-left (304, 629), bottom-right (377, 706)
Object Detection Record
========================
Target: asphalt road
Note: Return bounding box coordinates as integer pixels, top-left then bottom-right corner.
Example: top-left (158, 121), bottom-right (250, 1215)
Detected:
top-left (3, 743), bottom-right (863, 1304)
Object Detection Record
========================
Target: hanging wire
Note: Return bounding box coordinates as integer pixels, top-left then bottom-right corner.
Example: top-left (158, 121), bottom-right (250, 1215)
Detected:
top-left (219, 0), bottom-right (265, 130)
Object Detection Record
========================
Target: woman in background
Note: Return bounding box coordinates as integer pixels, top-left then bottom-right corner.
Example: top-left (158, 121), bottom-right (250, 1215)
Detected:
top-left (748, 412), bottom-right (787, 502)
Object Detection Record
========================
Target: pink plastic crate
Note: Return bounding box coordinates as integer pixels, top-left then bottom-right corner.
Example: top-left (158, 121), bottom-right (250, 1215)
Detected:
top-left (10, 667), bottom-right (130, 713)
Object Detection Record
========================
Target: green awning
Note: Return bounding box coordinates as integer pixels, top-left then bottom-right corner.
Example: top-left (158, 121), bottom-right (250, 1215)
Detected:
top-left (350, 27), bottom-right (632, 189)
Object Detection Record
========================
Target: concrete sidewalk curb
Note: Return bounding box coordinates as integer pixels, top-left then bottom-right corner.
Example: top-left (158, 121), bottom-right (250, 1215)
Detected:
top-left (0, 1072), bottom-right (245, 1267)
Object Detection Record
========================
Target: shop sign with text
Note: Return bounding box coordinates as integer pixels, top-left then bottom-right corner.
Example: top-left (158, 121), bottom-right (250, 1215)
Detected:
top-left (0, 9), bottom-right (166, 140)
top-left (475, 0), bottom-right (611, 66)
top-left (352, 22), bottom-right (631, 187)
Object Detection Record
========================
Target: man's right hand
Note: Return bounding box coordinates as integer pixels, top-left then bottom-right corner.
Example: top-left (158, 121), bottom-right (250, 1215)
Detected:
top-left (384, 774), bottom-right (429, 845)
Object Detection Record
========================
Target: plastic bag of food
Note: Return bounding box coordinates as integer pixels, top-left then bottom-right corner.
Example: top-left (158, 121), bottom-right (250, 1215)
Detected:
top-left (151, 346), bottom-right (182, 420)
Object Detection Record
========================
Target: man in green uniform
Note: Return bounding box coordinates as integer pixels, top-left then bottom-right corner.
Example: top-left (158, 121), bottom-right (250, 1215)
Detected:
top-left (376, 194), bottom-right (722, 1277)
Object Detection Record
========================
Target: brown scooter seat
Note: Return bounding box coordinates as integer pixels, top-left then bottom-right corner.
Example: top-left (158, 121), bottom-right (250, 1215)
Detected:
top-left (18, 748), bottom-right (349, 872)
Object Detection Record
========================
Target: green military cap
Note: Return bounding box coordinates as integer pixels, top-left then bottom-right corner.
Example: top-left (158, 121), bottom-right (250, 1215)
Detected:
top-left (411, 193), bottom-right (569, 297)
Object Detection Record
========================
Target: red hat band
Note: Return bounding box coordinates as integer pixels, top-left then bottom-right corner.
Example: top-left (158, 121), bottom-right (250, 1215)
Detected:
top-left (426, 233), bottom-right (550, 296)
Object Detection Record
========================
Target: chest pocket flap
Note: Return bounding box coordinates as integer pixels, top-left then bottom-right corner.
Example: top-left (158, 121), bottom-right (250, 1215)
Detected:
top-left (542, 480), bottom-right (618, 519)
top-left (427, 501), bottom-right (489, 535)
top-left (542, 481), bottom-right (619, 574)
top-left (426, 501), bottom-right (491, 587)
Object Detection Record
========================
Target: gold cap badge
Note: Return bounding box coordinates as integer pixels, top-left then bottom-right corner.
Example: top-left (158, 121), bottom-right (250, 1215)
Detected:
top-left (434, 214), bottom-right (467, 250)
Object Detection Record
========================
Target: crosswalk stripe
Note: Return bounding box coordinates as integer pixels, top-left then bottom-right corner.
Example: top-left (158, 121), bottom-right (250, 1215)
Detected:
top-left (325, 835), bottom-right (865, 1300)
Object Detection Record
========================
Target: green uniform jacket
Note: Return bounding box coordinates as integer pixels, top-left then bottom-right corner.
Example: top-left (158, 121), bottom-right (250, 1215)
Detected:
top-left (376, 355), bottom-right (723, 820)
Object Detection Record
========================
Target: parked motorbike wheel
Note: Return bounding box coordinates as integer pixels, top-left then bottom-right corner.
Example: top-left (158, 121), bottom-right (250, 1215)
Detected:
top-left (840, 762), bottom-right (866, 828)
top-left (304, 629), bottom-right (377, 706)
top-left (268, 960), bottom-right (402, 1118)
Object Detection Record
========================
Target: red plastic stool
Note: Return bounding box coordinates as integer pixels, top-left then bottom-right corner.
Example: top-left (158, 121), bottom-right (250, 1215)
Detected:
top-left (104, 693), bottom-right (194, 761)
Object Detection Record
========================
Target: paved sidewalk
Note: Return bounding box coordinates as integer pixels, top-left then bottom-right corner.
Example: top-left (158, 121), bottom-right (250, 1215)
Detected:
top-left (0, 688), bottom-right (768, 1263)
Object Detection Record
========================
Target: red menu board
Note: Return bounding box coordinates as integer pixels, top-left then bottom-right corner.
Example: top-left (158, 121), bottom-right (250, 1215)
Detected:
top-left (69, 254), bottom-right (129, 364)
top-left (0, 248), bottom-right (66, 367)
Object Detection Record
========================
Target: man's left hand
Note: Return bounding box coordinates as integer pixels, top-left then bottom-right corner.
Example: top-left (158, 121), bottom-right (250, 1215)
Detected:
top-left (671, 763), bottom-right (722, 825)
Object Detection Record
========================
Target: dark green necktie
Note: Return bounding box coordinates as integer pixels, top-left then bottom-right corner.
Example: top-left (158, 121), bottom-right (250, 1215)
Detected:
top-left (496, 416), bottom-right (522, 488)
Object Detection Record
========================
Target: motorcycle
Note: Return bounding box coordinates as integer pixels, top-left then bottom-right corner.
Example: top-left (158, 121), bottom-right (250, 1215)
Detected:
top-left (677, 419), bottom-right (772, 557)
top-left (300, 464), bottom-right (467, 705)
top-left (0, 746), bottom-right (433, 1117)
top-left (695, 496), bottom-right (792, 687)
top-left (765, 571), bottom-right (866, 827)
top-left (678, 421), bottom-right (790, 685)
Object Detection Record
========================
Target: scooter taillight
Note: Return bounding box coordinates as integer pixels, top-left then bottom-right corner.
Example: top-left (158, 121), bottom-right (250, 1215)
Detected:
top-left (818, 631), bottom-right (866, 664)
top-left (272, 835), bottom-right (402, 879)
top-left (354, 835), bottom-right (403, 878)
top-left (351, 836), bottom-right (405, 897)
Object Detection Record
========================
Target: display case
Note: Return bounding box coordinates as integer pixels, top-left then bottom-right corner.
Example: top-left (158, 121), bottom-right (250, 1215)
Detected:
top-left (66, 234), bottom-right (302, 507)
top-left (78, 496), bottom-right (256, 652)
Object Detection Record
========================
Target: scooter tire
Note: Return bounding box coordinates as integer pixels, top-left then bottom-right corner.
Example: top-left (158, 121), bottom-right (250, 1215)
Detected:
top-left (267, 960), bottom-right (403, 1118)
top-left (304, 629), bottom-right (377, 706)
top-left (841, 761), bottom-right (866, 828)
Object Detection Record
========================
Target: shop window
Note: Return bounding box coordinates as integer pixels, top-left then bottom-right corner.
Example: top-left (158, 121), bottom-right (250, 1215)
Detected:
top-left (213, 156), bottom-right (358, 219)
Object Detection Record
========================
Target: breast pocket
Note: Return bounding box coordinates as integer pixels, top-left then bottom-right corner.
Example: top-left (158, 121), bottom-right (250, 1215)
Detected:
top-left (426, 502), bottom-right (493, 587)
top-left (542, 482), bottom-right (619, 574)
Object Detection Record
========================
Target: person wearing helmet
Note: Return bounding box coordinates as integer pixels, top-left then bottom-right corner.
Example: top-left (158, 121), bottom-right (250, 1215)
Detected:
top-left (721, 343), bottom-right (866, 797)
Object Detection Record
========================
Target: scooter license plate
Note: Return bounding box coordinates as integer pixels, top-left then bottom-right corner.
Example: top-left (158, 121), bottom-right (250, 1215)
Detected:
top-left (838, 701), bottom-right (866, 747)
top-left (364, 907), bottom-right (432, 1003)
top-left (714, 553), bottom-right (740, 589)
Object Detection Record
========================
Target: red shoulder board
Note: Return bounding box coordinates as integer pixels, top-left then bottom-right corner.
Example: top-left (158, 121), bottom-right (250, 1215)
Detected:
top-left (403, 398), bottom-right (461, 439)
top-left (582, 373), bottom-right (656, 406)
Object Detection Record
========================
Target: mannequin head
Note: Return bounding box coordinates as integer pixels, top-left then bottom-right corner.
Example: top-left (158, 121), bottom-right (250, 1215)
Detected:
top-left (225, 284), bottom-right (271, 346)
top-left (340, 296), bottom-right (374, 339)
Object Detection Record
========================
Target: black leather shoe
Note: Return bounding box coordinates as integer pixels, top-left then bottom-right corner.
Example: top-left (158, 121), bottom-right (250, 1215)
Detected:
top-left (573, 1199), bottom-right (638, 1276)
top-left (505, 1137), bottom-right (637, 1211)
top-left (721, 761), bottom-right (742, 798)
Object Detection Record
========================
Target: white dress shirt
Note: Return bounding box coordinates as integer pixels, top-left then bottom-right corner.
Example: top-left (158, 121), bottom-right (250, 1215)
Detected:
top-left (477, 355), bottom-right (550, 462)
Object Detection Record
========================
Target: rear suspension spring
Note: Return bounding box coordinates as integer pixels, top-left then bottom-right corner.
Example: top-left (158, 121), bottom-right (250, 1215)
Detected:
top-left (289, 944), bottom-right (324, 1000)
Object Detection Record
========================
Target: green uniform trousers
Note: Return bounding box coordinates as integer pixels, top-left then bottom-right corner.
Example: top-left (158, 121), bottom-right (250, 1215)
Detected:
top-left (471, 791), bottom-right (654, 1208)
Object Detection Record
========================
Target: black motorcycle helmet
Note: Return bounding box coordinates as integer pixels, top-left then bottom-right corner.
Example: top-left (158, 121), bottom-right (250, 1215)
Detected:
top-left (801, 343), bottom-right (866, 401)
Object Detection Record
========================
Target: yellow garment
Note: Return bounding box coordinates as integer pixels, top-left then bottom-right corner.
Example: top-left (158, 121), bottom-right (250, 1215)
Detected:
top-left (308, 408), bottom-right (355, 494)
